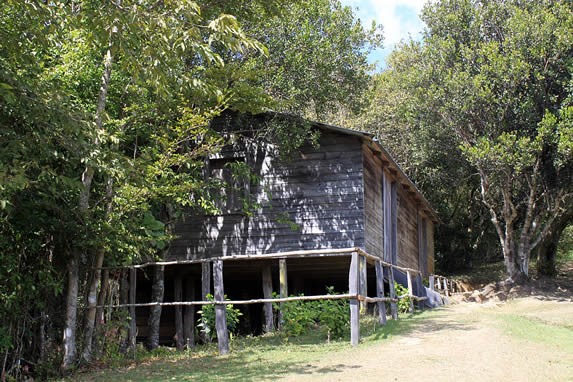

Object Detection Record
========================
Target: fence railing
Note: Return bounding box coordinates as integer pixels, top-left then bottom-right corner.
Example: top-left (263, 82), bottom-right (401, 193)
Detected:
top-left (96, 247), bottom-right (432, 356)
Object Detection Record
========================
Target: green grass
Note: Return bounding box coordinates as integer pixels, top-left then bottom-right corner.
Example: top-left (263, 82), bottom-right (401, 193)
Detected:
top-left (494, 312), bottom-right (573, 354)
top-left (62, 312), bottom-right (433, 382)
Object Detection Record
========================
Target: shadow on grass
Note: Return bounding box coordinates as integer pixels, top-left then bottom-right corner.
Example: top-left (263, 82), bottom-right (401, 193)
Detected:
top-left (75, 347), bottom-right (362, 382)
top-left (73, 308), bottom-right (477, 382)
top-left (361, 307), bottom-right (477, 343)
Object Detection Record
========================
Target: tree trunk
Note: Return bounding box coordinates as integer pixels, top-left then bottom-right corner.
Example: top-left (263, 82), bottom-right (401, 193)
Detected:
top-left (62, 251), bottom-right (80, 370)
top-left (536, 213), bottom-right (571, 276)
top-left (82, 176), bottom-right (114, 362)
top-left (146, 265), bottom-right (165, 351)
top-left (62, 40), bottom-right (114, 369)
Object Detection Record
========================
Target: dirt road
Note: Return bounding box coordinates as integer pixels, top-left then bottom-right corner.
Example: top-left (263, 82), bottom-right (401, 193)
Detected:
top-left (280, 298), bottom-right (573, 382)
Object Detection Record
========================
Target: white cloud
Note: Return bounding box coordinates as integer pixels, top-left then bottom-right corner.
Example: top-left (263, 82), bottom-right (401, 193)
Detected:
top-left (343, 0), bottom-right (428, 45)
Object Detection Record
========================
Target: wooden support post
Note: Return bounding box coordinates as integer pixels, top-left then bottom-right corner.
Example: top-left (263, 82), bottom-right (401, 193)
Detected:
top-left (184, 278), bottom-right (195, 349)
top-left (374, 261), bottom-right (387, 325)
top-left (128, 267), bottom-right (137, 358)
top-left (388, 266), bottom-right (398, 320)
top-left (262, 265), bottom-right (274, 333)
top-left (278, 259), bottom-right (288, 329)
top-left (429, 275), bottom-right (435, 291)
top-left (147, 265), bottom-right (164, 351)
top-left (119, 270), bottom-right (129, 352)
top-left (359, 255), bottom-right (367, 312)
top-left (213, 260), bottom-right (229, 355)
top-left (349, 252), bottom-right (360, 346)
top-left (174, 276), bottom-right (184, 351)
top-left (201, 262), bottom-right (211, 343)
top-left (406, 271), bottom-right (414, 314)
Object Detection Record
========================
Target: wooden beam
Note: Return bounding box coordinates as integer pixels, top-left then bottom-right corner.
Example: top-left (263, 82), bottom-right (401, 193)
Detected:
top-left (374, 261), bottom-right (387, 325)
top-left (278, 259), bottom-right (288, 329)
top-left (128, 267), bottom-right (137, 359)
top-left (201, 262), bottom-right (211, 344)
top-left (388, 266), bottom-right (398, 320)
top-left (349, 252), bottom-right (360, 346)
top-left (262, 265), bottom-right (274, 333)
top-left (406, 271), bottom-right (414, 314)
top-left (359, 255), bottom-right (367, 312)
top-left (212, 260), bottom-right (229, 355)
top-left (184, 278), bottom-right (195, 349)
top-left (174, 276), bottom-right (184, 351)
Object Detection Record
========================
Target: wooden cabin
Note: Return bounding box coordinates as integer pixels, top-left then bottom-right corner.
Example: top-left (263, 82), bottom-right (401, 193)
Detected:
top-left (134, 112), bottom-right (438, 344)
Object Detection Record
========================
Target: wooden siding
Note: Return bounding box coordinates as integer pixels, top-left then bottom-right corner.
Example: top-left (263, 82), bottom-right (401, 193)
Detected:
top-left (427, 220), bottom-right (435, 275)
top-left (362, 146), bottom-right (384, 259)
top-left (169, 131), bottom-right (365, 260)
top-left (396, 185), bottom-right (419, 270)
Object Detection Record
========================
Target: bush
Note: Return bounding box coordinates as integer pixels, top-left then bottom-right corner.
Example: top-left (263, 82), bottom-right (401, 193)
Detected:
top-left (394, 282), bottom-right (412, 314)
top-left (278, 287), bottom-right (349, 339)
top-left (197, 294), bottom-right (242, 341)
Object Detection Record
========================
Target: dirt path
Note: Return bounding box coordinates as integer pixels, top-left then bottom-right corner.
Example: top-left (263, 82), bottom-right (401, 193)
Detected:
top-left (278, 298), bottom-right (573, 382)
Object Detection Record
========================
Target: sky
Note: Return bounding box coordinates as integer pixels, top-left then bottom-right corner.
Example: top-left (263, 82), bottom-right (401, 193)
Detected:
top-left (340, 0), bottom-right (429, 69)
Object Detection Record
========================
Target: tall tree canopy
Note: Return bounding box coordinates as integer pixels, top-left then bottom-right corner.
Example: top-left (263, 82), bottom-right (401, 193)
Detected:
top-left (0, 0), bottom-right (379, 377)
top-left (360, 0), bottom-right (573, 281)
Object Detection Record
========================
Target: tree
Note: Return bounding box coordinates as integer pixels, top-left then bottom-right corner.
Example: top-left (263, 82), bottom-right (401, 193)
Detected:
top-left (366, 0), bottom-right (573, 281)
top-left (200, 0), bottom-right (383, 124)
top-left (357, 44), bottom-right (501, 272)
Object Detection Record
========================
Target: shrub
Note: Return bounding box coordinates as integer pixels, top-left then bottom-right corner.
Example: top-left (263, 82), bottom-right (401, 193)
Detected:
top-left (278, 287), bottom-right (349, 339)
top-left (197, 294), bottom-right (242, 341)
top-left (394, 282), bottom-right (412, 314)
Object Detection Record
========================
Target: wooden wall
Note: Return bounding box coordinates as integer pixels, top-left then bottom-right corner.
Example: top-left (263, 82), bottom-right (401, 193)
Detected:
top-left (362, 144), bottom-right (435, 274)
top-left (169, 131), bottom-right (365, 260)
top-left (362, 146), bottom-right (384, 258)
top-left (396, 185), bottom-right (420, 270)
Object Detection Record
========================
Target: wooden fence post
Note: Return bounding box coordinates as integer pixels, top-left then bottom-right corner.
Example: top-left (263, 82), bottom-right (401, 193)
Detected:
top-left (406, 271), bottom-right (414, 314)
top-left (262, 265), bottom-right (274, 332)
top-left (184, 278), bottom-right (195, 349)
top-left (359, 255), bottom-right (367, 312)
top-left (429, 275), bottom-right (435, 291)
top-left (174, 276), bottom-right (184, 350)
top-left (278, 259), bottom-right (288, 329)
top-left (349, 252), bottom-right (360, 346)
top-left (213, 260), bottom-right (229, 355)
top-left (388, 266), bottom-right (398, 320)
top-left (374, 261), bottom-right (387, 325)
top-left (201, 262), bottom-right (211, 343)
top-left (128, 267), bottom-right (137, 359)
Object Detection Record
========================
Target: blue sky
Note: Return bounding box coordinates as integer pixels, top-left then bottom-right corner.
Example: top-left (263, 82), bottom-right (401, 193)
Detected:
top-left (340, 0), bottom-right (429, 69)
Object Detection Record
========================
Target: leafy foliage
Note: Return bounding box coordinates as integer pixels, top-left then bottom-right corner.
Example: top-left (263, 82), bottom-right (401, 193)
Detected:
top-left (197, 294), bottom-right (243, 342)
top-left (277, 287), bottom-right (349, 339)
top-left (393, 282), bottom-right (412, 315)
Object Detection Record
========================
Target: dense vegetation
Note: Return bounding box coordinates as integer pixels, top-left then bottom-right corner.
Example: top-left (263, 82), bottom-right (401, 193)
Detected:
top-left (0, 0), bottom-right (571, 379)
top-left (357, 0), bottom-right (573, 280)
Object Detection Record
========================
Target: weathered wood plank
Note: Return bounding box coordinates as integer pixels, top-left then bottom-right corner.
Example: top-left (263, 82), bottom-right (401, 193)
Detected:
top-left (374, 260), bottom-right (387, 325)
top-left (128, 267), bottom-right (137, 358)
top-left (278, 259), bottom-right (288, 329)
top-left (174, 276), bottom-right (184, 350)
top-left (349, 252), bottom-right (360, 346)
top-left (212, 260), bottom-right (229, 354)
top-left (201, 262), bottom-right (211, 343)
top-left (406, 271), bottom-right (414, 314)
top-left (183, 278), bottom-right (195, 349)
top-left (388, 266), bottom-right (398, 320)
top-left (262, 265), bottom-right (274, 333)
top-left (359, 255), bottom-right (367, 312)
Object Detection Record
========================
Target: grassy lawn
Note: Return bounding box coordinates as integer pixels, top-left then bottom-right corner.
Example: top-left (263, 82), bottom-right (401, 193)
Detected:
top-left (63, 313), bottom-right (425, 382)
